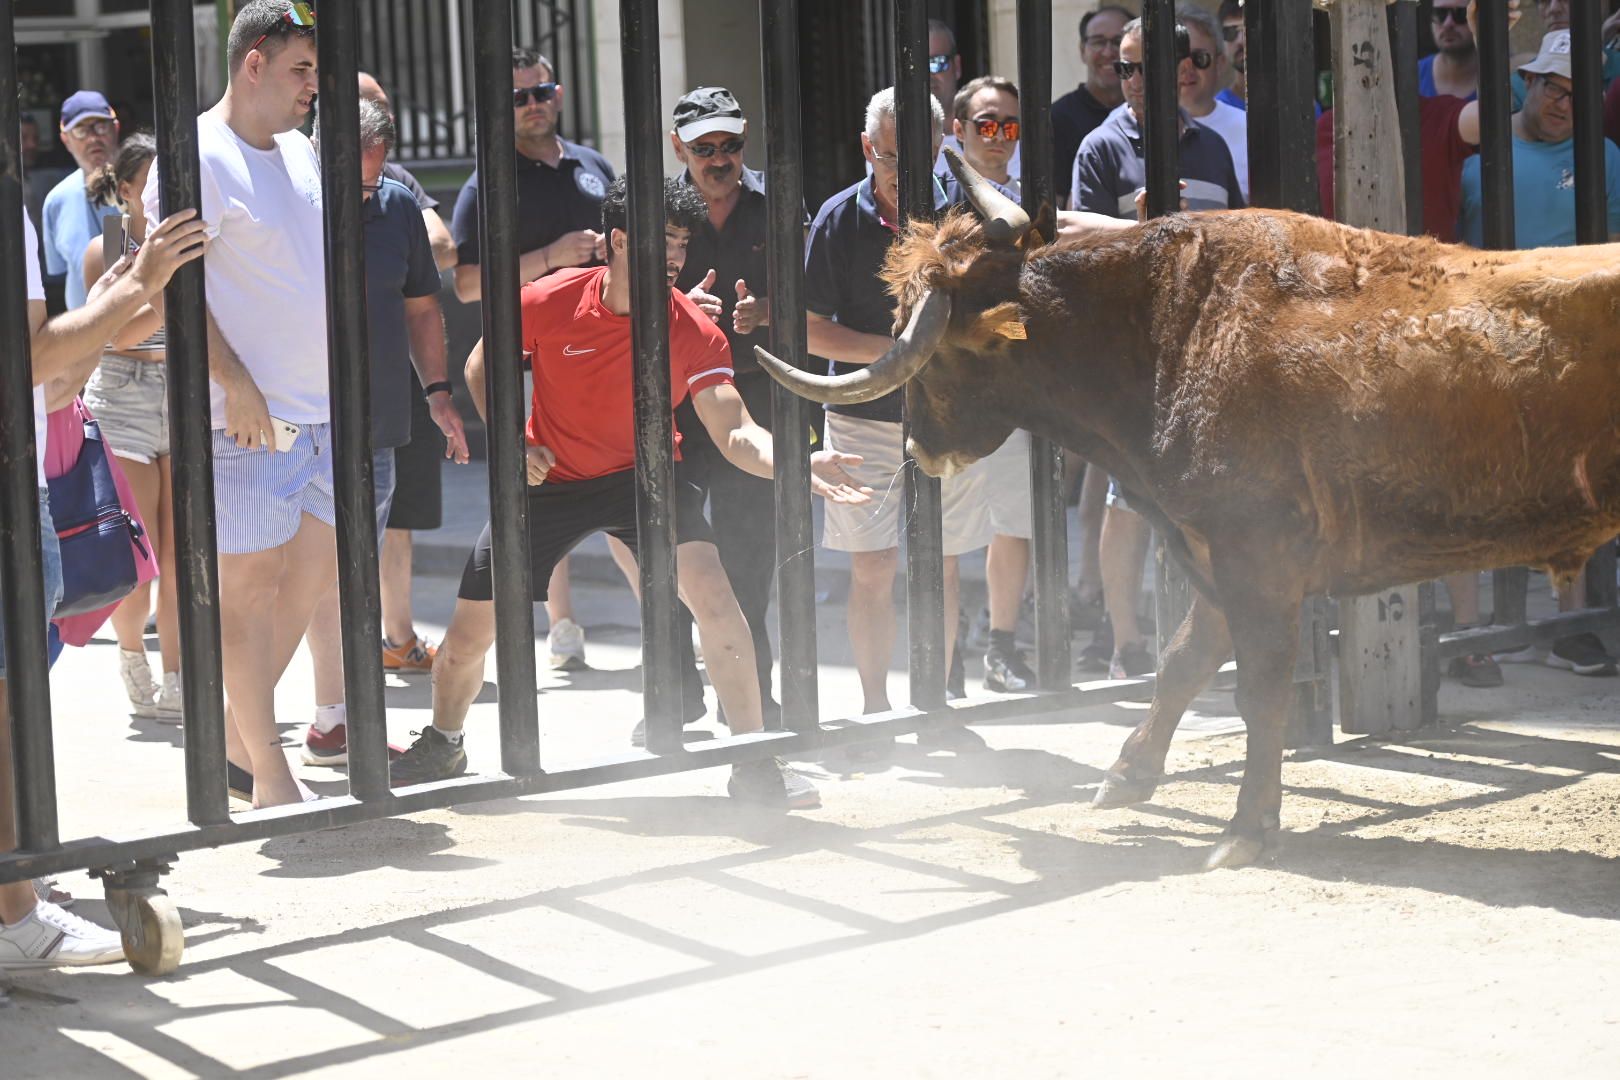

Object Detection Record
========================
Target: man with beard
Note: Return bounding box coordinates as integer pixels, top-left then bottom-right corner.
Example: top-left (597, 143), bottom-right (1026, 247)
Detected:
top-left (449, 46), bottom-right (617, 673)
top-left (1420, 0), bottom-right (1479, 100)
top-left (1216, 0), bottom-right (1246, 109)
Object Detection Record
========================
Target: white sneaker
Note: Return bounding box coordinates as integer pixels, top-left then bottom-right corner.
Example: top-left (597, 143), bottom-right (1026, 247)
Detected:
top-left (119, 649), bottom-right (158, 717)
top-left (0, 899), bottom-right (125, 969)
top-left (547, 617), bottom-right (587, 671)
top-left (154, 671), bottom-right (183, 724)
top-left (32, 878), bottom-right (75, 908)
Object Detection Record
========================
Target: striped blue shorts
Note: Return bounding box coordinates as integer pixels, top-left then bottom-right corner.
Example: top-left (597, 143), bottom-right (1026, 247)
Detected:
top-left (212, 423), bottom-right (336, 555)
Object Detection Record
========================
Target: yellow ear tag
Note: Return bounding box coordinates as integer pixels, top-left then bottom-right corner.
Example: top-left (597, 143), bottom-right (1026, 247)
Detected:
top-left (994, 319), bottom-right (1027, 340)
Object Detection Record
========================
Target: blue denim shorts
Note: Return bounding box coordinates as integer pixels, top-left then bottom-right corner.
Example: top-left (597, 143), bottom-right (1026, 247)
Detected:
top-left (0, 490), bottom-right (64, 681)
top-left (372, 447), bottom-right (397, 537)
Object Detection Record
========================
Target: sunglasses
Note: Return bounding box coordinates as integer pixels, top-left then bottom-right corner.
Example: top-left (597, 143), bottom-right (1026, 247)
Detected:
top-left (1188, 49), bottom-right (1214, 69)
top-left (248, 1), bottom-right (315, 55)
top-left (1222, 24), bottom-right (1244, 43)
top-left (685, 136), bottom-right (745, 157)
top-left (1432, 6), bottom-right (1469, 23)
top-left (928, 53), bottom-right (954, 74)
top-left (972, 117), bottom-right (1020, 141)
top-left (513, 83), bottom-right (559, 107)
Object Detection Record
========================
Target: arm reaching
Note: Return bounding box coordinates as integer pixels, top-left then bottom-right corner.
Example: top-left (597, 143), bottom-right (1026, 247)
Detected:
top-left (691, 383), bottom-right (871, 503)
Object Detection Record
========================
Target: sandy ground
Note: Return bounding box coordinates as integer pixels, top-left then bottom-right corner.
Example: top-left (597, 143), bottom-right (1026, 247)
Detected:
top-left (2, 565), bottom-right (1618, 1078)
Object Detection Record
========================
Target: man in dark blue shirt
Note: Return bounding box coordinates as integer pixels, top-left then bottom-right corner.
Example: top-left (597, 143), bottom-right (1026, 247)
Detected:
top-left (302, 97), bottom-right (469, 768)
top-left (804, 86), bottom-right (991, 749)
top-left (1052, 4), bottom-right (1132, 208)
top-left (448, 45), bottom-right (617, 672)
top-left (1072, 16), bottom-right (1244, 681)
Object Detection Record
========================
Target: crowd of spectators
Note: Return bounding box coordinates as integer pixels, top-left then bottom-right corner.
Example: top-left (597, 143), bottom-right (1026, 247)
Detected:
top-left (6, 0), bottom-right (1620, 970)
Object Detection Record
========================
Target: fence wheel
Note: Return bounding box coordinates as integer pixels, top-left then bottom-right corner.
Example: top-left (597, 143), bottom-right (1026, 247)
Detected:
top-left (105, 884), bottom-right (184, 976)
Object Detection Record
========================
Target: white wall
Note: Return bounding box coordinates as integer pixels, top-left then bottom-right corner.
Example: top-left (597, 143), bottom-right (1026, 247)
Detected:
top-left (988, 0), bottom-right (1095, 101)
top-left (592, 0), bottom-right (687, 173)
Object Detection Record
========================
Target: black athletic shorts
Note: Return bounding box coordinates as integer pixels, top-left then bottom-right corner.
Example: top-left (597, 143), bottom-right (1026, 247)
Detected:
top-left (457, 466), bottom-right (715, 601)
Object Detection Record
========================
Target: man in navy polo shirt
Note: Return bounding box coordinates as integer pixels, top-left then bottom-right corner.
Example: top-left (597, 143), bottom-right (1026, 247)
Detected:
top-left (1072, 15), bottom-right (1244, 681)
top-left (449, 45), bottom-right (617, 672)
top-left (805, 85), bottom-right (992, 751)
top-left (299, 96), bottom-right (470, 768)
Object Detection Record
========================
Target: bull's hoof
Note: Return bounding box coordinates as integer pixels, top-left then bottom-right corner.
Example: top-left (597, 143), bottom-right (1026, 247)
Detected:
top-left (1203, 833), bottom-right (1267, 870)
top-left (1092, 770), bottom-right (1161, 809)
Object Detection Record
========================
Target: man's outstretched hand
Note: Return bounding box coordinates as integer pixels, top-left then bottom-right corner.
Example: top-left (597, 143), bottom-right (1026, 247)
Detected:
top-left (808, 450), bottom-right (872, 504)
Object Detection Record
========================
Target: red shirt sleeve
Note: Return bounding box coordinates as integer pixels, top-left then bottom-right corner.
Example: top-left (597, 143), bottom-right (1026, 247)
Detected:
top-left (669, 287), bottom-right (735, 399)
top-left (1315, 108), bottom-right (1335, 222)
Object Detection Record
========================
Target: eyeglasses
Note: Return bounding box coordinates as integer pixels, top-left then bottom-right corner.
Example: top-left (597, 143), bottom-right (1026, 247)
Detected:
top-left (1084, 34), bottom-right (1125, 51)
top-left (868, 150), bottom-right (900, 170)
top-left (513, 83), bottom-right (558, 108)
top-left (928, 53), bottom-right (954, 74)
top-left (685, 137), bottom-right (745, 158)
top-left (1222, 24), bottom-right (1245, 43)
top-left (65, 118), bottom-right (116, 139)
top-left (1431, 6), bottom-right (1469, 24)
top-left (972, 117), bottom-right (1020, 141)
top-left (1536, 77), bottom-right (1573, 105)
top-left (248, 1), bottom-right (316, 55)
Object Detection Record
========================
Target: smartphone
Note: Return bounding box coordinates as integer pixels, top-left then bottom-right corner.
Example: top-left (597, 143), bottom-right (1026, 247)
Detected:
top-left (270, 417), bottom-right (301, 453)
top-left (101, 215), bottom-right (129, 269)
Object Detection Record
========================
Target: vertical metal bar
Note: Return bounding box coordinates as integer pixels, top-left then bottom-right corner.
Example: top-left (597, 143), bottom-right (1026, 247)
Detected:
top-left (620, 0), bottom-right (681, 753)
top-left (316, 0), bottom-right (389, 802)
top-left (1142, 0), bottom-right (1180, 218)
top-left (895, 0), bottom-right (946, 709)
top-left (568, 0), bottom-right (587, 141)
top-left (761, 0), bottom-right (819, 733)
top-left (152, 0), bottom-right (229, 826)
top-left (1389, 0), bottom-right (1423, 236)
top-left (1016, 0), bottom-right (1070, 689)
top-left (0, 2), bottom-right (59, 852)
top-left (1245, 0), bottom-right (1320, 215)
top-left (472, 0), bottom-right (542, 775)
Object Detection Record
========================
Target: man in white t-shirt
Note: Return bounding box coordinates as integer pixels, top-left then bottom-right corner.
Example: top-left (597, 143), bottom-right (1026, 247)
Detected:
top-left (1177, 7), bottom-right (1249, 201)
top-left (142, 0), bottom-right (331, 809)
top-left (2, 204), bottom-right (206, 969)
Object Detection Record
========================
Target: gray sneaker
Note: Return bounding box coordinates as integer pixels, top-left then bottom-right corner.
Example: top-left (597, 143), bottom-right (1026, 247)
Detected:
top-left (728, 757), bottom-right (821, 810)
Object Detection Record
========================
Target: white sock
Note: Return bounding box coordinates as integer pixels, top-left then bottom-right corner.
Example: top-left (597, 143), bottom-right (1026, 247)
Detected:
top-left (313, 704), bottom-right (346, 734)
top-left (432, 724), bottom-right (464, 744)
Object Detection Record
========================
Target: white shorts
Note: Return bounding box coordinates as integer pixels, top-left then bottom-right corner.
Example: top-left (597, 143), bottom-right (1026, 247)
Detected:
top-left (981, 428), bottom-right (1033, 540)
top-left (821, 412), bottom-right (992, 555)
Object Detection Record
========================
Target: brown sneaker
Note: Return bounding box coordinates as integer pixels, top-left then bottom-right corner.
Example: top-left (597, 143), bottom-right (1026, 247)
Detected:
top-left (382, 635), bottom-right (437, 673)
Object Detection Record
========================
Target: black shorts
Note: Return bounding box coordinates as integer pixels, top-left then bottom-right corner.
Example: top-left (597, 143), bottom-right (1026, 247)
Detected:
top-left (385, 388), bottom-right (445, 531)
top-left (457, 466), bottom-right (715, 601)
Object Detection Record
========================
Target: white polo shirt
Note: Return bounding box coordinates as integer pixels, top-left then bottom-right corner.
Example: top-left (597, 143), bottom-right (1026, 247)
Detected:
top-left (22, 212), bottom-right (47, 489)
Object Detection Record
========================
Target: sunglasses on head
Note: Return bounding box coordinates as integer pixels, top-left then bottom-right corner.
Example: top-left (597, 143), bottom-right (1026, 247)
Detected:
top-left (1432, 6), bottom-right (1469, 23)
top-left (248, 1), bottom-right (315, 55)
top-left (928, 53), bottom-right (954, 74)
top-left (513, 83), bottom-right (558, 107)
top-left (685, 136), bottom-right (745, 157)
top-left (972, 117), bottom-right (1020, 141)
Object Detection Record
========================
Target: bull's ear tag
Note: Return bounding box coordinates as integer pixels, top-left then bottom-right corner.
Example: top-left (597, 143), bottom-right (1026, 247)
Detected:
top-left (995, 319), bottom-right (1027, 340)
top-left (974, 301), bottom-right (1026, 341)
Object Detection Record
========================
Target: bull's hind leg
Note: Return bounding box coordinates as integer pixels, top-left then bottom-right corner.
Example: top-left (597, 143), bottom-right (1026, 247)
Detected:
top-left (1205, 558), bottom-right (1304, 871)
top-left (1094, 591), bottom-right (1231, 808)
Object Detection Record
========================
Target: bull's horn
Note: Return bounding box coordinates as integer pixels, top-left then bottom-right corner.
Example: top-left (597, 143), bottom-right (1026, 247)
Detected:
top-left (943, 145), bottom-right (1031, 243)
top-left (753, 290), bottom-right (952, 406)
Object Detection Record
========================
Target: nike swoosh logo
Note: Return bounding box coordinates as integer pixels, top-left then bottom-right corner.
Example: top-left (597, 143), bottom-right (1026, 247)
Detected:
top-left (562, 345), bottom-right (596, 356)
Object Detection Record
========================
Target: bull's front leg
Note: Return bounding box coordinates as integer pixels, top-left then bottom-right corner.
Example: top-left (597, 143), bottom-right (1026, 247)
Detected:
top-left (1094, 591), bottom-right (1231, 808)
top-left (1205, 556), bottom-right (1304, 871)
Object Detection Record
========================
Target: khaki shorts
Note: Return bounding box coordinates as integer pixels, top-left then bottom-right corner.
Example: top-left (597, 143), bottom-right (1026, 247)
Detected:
top-left (980, 428), bottom-right (1033, 540)
top-left (821, 412), bottom-right (992, 556)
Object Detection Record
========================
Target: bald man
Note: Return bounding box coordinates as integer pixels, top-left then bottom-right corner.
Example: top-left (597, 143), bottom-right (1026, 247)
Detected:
top-left (359, 71), bottom-right (456, 271)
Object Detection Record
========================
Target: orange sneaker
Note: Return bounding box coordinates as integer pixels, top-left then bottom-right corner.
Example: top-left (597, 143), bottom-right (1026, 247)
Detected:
top-left (382, 635), bottom-right (437, 673)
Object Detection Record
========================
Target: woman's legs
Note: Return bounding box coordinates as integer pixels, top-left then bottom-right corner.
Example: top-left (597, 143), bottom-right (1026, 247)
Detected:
top-left (108, 457), bottom-right (159, 654)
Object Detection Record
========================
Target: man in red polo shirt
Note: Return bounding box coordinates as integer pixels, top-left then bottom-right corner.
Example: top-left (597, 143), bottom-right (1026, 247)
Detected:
top-left (391, 177), bottom-right (868, 809)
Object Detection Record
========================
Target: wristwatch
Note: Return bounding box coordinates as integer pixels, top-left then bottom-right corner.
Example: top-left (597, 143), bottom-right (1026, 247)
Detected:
top-left (424, 380), bottom-right (453, 397)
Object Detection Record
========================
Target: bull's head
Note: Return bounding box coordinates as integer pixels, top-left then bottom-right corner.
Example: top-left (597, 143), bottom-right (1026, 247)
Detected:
top-left (756, 148), bottom-right (1036, 477)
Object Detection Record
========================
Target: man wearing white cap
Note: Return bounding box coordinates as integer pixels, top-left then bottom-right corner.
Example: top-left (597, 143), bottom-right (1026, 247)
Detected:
top-left (1459, 28), bottom-right (1620, 678)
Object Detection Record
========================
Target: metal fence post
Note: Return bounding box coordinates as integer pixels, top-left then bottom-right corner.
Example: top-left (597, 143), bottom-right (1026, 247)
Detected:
top-left (315, 0), bottom-right (390, 801)
top-left (1016, 0), bottom-right (1071, 690)
top-left (150, 0), bottom-right (229, 826)
top-left (620, 0), bottom-right (683, 754)
top-left (471, 0), bottom-right (542, 776)
top-left (760, 0), bottom-right (820, 734)
top-left (895, 0), bottom-right (947, 709)
top-left (0, 2), bottom-right (60, 851)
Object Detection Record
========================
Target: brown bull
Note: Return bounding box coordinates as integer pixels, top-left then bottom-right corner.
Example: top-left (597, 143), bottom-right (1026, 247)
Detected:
top-left (758, 151), bottom-right (1620, 869)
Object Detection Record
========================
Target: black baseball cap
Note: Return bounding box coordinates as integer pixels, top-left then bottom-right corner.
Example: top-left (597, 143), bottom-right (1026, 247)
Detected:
top-left (673, 86), bottom-right (745, 142)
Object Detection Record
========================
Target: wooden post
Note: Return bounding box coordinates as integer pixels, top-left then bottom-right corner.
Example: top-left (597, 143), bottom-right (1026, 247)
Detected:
top-left (1327, 0), bottom-right (1424, 735)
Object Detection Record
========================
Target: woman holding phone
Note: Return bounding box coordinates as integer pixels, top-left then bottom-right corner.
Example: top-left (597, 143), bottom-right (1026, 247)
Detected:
top-left (81, 133), bottom-right (182, 722)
